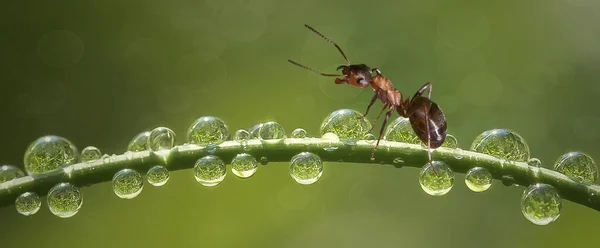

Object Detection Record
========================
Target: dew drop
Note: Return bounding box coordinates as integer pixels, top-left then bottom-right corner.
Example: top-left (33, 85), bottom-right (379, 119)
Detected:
top-left (15, 192), bottom-right (41, 216)
top-left (187, 116), bottom-right (230, 145)
top-left (23, 135), bottom-right (79, 175)
top-left (0, 165), bottom-right (25, 183)
top-left (321, 132), bottom-right (340, 151)
top-left (260, 156), bottom-right (268, 165)
top-left (553, 151), bottom-right (598, 184)
top-left (470, 129), bottom-right (530, 162)
top-left (442, 134), bottom-right (458, 148)
top-left (291, 128), bottom-right (308, 138)
top-left (47, 182), bottom-right (83, 218)
top-left (112, 169), bottom-right (144, 199)
top-left (320, 109), bottom-right (372, 142)
top-left (194, 155), bottom-right (226, 186)
top-left (127, 131), bottom-right (151, 152)
top-left (393, 157), bottom-right (405, 165)
top-left (528, 158), bottom-right (542, 168)
top-left (231, 153), bottom-right (258, 178)
top-left (384, 117), bottom-right (421, 144)
top-left (419, 161), bottom-right (454, 196)
top-left (258, 121), bottom-right (286, 142)
top-left (234, 129), bottom-right (249, 142)
top-left (290, 152), bottom-right (323, 185)
top-left (501, 175), bottom-right (515, 186)
top-left (80, 146), bottom-right (102, 162)
top-left (148, 127), bottom-right (176, 151)
top-left (248, 123), bottom-right (263, 139)
top-left (465, 167), bottom-right (492, 192)
top-left (147, 165), bottom-right (169, 186)
top-left (521, 183), bottom-right (562, 225)
top-left (363, 133), bottom-right (376, 142)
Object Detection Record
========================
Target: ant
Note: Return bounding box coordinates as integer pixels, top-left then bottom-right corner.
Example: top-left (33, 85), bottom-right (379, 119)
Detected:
top-left (288, 24), bottom-right (447, 174)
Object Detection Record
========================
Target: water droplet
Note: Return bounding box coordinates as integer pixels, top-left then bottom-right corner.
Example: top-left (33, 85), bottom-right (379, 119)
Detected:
top-left (465, 167), bottom-right (492, 192)
top-left (231, 153), bottom-right (258, 178)
top-left (470, 129), bottom-right (530, 162)
top-left (320, 109), bottom-right (372, 142)
top-left (80, 146), bottom-right (101, 162)
top-left (321, 132), bottom-right (340, 151)
top-left (290, 152), bottom-right (323, 185)
top-left (260, 156), bottom-right (268, 165)
top-left (363, 133), bottom-right (376, 141)
top-left (384, 117), bottom-right (421, 144)
top-left (258, 121), bottom-right (286, 142)
top-left (23, 135), bottom-right (79, 175)
top-left (0, 165), bottom-right (25, 183)
top-left (419, 161), bottom-right (454, 196)
top-left (393, 157), bottom-right (405, 164)
top-left (521, 183), bottom-right (562, 225)
top-left (15, 192), bottom-right (41, 216)
top-left (553, 151), bottom-right (598, 184)
top-left (528, 158), bottom-right (542, 168)
top-left (234, 129), bottom-right (249, 142)
top-left (187, 116), bottom-right (230, 145)
top-left (148, 127), bottom-right (176, 151)
top-left (291, 128), bottom-right (308, 138)
top-left (248, 123), bottom-right (263, 139)
top-left (147, 165), bottom-right (169, 186)
top-left (194, 155), bottom-right (226, 186)
top-left (127, 131), bottom-right (150, 152)
top-left (501, 175), bottom-right (515, 186)
top-left (47, 182), bottom-right (83, 218)
top-left (112, 169), bottom-right (144, 199)
top-left (442, 134), bottom-right (458, 148)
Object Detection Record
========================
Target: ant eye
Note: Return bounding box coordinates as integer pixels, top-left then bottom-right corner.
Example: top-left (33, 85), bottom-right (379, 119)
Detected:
top-left (356, 77), bottom-right (366, 85)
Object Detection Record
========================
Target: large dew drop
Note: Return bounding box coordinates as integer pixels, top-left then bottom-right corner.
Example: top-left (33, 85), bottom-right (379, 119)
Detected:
top-left (80, 146), bottom-right (102, 162)
top-left (470, 129), bottom-right (530, 162)
top-left (465, 167), bottom-right (492, 192)
top-left (320, 109), bottom-right (372, 142)
top-left (187, 116), bottom-right (230, 145)
top-left (521, 183), bottom-right (562, 225)
top-left (148, 127), bottom-right (176, 151)
top-left (0, 165), bottom-right (25, 183)
top-left (147, 165), bottom-right (169, 186)
top-left (289, 152), bottom-right (323, 185)
top-left (194, 155), bottom-right (226, 186)
top-left (15, 192), bottom-right (41, 216)
top-left (384, 117), bottom-right (421, 144)
top-left (112, 169), bottom-right (144, 199)
top-left (419, 161), bottom-right (454, 196)
top-left (127, 131), bottom-right (151, 152)
top-left (553, 151), bottom-right (598, 184)
top-left (258, 121), bottom-right (286, 142)
top-left (47, 182), bottom-right (83, 218)
top-left (23, 135), bottom-right (79, 175)
top-left (231, 153), bottom-right (258, 178)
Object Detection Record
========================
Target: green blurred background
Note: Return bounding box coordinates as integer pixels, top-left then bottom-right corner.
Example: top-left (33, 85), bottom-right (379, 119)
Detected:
top-left (1, 0), bottom-right (599, 247)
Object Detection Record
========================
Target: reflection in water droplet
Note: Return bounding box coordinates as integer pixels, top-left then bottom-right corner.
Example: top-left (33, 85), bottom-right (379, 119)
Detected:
top-left (419, 161), bottom-right (454, 196)
top-left (521, 183), bottom-right (562, 225)
top-left (37, 30), bottom-right (84, 67)
top-left (23, 135), bottom-right (79, 175)
top-left (465, 167), bottom-right (492, 192)
top-left (292, 128), bottom-right (308, 138)
top-left (128, 131), bottom-right (151, 152)
top-left (194, 155), bottom-right (226, 186)
top-left (47, 182), bottom-right (83, 218)
top-left (0, 165), bottom-right (25, 183)
top-left (470, 129), bottom-right (530, 162)
top-left (147, 165), bottom-right (169, 186)
top-left (258, 122), bottom-right (286, 142)
top-left (321, 132), bottom-right (340, 152)
top-left (553, 151), bottom-right (598, 184)
top-left (231, 153), bottom-right (258, 178)
top-left (15, 192), bottom-right (41, 216)
top-left (320, 109), bottom-right (371, 142)
top-left (80, 146), bottom-right (102, 162)
top-left (187, 116), bottom-right (230, 145)
top-left (290, 152), bottom-right (323, 185)
top-left (384, 117), bottom-right (420, 144)
top-left (112, 169), bottom-right (144, 199)
top-left (148, 127), bottom-right (176, 151)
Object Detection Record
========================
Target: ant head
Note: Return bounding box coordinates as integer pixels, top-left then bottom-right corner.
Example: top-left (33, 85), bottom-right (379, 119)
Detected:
top-left (335, 64), bottom-right (372, 88)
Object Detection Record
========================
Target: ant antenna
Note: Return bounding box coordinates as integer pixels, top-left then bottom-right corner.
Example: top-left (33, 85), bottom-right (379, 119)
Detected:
top-left (304, 24), bottom-right (350, 65)
top-left (287, 59), bottom-right (342, 77)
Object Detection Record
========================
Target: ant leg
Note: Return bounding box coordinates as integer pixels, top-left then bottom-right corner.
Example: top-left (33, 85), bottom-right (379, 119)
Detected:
top-left (424, 104), bottom-right (438, 176)
top-left (370, 106), bottom-right (394, 161)
top-left (358, 90), bottom-right (380, 119)
top-left (367, 103), bottom-right (389, 133)
top-left (413, 81), bottom-right (432, 99)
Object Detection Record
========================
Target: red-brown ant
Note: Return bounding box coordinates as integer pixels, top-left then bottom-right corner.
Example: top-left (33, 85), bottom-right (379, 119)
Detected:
top-left (288, 24), bottom-right (447, 174)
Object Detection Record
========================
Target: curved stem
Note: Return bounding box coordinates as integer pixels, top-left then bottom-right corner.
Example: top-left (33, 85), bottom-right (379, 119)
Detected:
top-left (1, 138), bottom-right (599, 210)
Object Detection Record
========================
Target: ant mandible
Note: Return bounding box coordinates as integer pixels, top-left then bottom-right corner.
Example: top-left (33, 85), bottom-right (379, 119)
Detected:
top-left (288, 24), bottom-right (447, 174)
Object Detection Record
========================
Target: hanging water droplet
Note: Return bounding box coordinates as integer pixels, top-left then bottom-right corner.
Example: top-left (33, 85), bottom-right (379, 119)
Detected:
top-left (419, 161), bottom-right (454, 196)
top-left (148, 127), bottom-right (176, 151)
top-left (470, 129), bottom-right (530, 162)
top-left (248, 123), bottom-right (263, 139)
top-left (23, 135), bottom-right (79, 175)
top-left (194, 155), bottom-right (226, 186)
top-left (321, 132), bottom-right (340, 151)
top-left (384, 117), bottom-right (421, 144)
top-left (187, 116), bottom-right (230, 145)
top-left (112, 168), bottom-right (144, 199)
top-left (291, 128), bottom-right (308, 138)
top-left (80, 146), bottom-right (102, 162)
top-left (320, 109), bottom-right (372, 142)
top-left (47, 182), bottom-right (83, 218)
top-left (289, 152), bottom-right (323, 185)
top-left (521, 183), bottom-right (562, 225)
top-left (231, 153), bottom-right (258, 178)
top-left (501, 175), bottom-right (515, 186)
top-left (127, 131), bottom-right (151, 152)
top-left (260, 156), bottom-right (268, 165)
top-left (15, 192), bottom-right (41, 216)
top-left (0, 165), bottom-right (25, 183)
top-left (465, 167), bottom-right (492, 192)
top-left (553, 151), bottom-right (598, 184)
top-left (393, 157), bottom-right (405, 165)
top-left (258, 121), bottom-right (286, 142)
top-left (147, 165), bottom-right (169, 186)
top-left (441, 134), bottom-right (458, 148)
top-left (234, 129), bottom-right (249, 142)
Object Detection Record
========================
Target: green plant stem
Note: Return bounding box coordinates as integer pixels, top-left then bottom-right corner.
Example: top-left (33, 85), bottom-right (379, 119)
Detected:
top-left (1, 138), bottom-right (599, 210)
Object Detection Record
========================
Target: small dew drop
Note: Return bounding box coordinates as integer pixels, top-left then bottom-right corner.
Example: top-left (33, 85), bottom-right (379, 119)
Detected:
top-left (465, 167), bottom-right (492, 192)
top-left (470, 129), bottom-right (530, 162)
top-left (187, 116), bottom-right (230, 145)
top-left (248, 123), bottom-right (263, 139)
top-left (290, 152), bottom-right (323, 185)
top-left (260, 156), bottom-right (268, 165)
top-left (47, 182), bottom-right (83, 218)
top-left (234, 129), bottom-right (249, 142)
top-left (419, 161), bottom-right (454, 196)
top-left (148, 127), bottom-right (176, 151)
top-left (23, 135), bottom-right (79, 175)
top-left (112, 169), bottom-right (144, 199)
top-left (291, 128), bottom-right (308, 138)
top-left (231, 153), bottom-right (258, 178)
top-left (0, 165), bottom-right (26, 183)
top-left (80, 146), bottom-right (102, 162)
top-left (553, 151), bottom-right (598, 184)
top-left (15, 192), bottom-right (41, 216)
top-left (321, 132), bottom-right (340, 151)
top-left (393, 157), bottom-right (405, 165)
top-left (442, 134), bottom-right (459, 148)
top-left (127, 131), bottom-right (151, 152)
top-left (194, 155), bottom-right (226, 186)
top-left (363, 133), bottom-right (376, 143)
top-left (320, 109), bottom-right (371, 142)
top-left (521, 183), bottom-right (562, 225)
top-left (501, 175), bottom-right (515, 186)
top-left (384, 117), bottom-right (421, 144)
top-left (258, 121), bottom-right (286, 142)
top-left (147, 165), bottom-right (169, 186)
